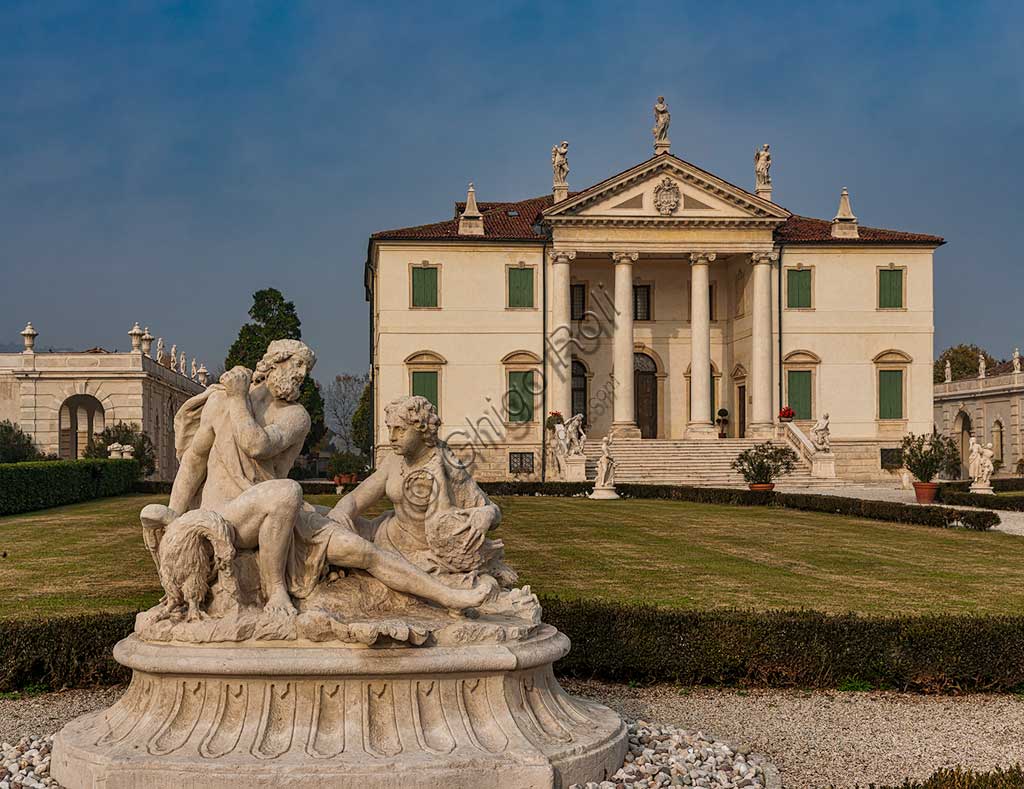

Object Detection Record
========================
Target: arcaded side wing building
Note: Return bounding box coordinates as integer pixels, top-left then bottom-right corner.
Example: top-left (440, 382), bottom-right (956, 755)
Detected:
top-left (365, 130), bottom-right (943, 484)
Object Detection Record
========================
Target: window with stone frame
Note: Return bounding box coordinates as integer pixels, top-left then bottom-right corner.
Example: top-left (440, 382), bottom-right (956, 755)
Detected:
top-left (878, 369), bottom-right (904, 419)
top-left (571, 283), bottom-right (587, 321)
top-left (509, 451), bottom-right (534, 474)
top-left (633, 284), bottom-right (652, 321)
top-left (878, 268), bottom-right (904, 309)
top-left (507, 370), bottom-right (535, 423)
top-left (411, 264), bottom-right (439, 308)
top-left (508, 267), bottom-right (535, 308)
top-left (786, 268), bottom-right (812, 309)
top-left (571, 360), bottom-right (588, 426)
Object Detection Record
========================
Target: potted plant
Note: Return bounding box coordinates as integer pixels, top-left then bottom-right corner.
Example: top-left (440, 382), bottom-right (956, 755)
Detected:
top-left (329, 451), bottom-right (366, 486)
top-left (778, 406), bottom-right (795, 423)
top-left (715, 408), bottom-right (729, 439)
top-left (731, 441), bottom-right (798, 491)
top-left (545, 411), bottom-right (564, 431)
top-left (900, 431), bottom-right (959, 503)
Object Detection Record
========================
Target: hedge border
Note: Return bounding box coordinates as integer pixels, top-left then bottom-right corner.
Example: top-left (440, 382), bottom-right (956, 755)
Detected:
top-left (938, 490), bottom-right (1024, 512)
top-left (0, 459), bottom-right (139, 516)
top-left (7, 601), bottom-right (1024, 694)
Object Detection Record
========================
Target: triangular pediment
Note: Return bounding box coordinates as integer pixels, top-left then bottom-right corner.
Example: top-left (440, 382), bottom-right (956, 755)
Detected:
top-left (543, 153), bottom-right (790, 225)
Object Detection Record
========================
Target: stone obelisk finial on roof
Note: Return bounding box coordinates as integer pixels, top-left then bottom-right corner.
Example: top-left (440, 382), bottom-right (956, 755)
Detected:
top-left (830, 187), bottom-right (859, 239)
top-left (458, 182), bottom-right (484, 236)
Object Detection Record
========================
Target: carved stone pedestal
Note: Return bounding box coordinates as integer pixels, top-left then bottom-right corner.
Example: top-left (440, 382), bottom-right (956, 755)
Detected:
top-left (588, 486), bottom-right (619, 500)
top-left (53, 626), bottom-right (626, 789)
top-left (564, 455), bottom-right (587, 482)
top-left (969, 482), bottom-right (994, 495)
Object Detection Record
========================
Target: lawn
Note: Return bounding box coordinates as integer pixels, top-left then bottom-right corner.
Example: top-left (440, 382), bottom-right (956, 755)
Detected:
top-left (1, 493), bottom-right (1022, 619)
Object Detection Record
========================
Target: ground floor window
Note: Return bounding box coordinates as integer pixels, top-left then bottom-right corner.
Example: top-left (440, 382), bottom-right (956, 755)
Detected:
top-left (507, 370), bottom-right (535, 423)
top-left (878, 369), bottom-right (904, 419)
top-left (786, 370), bottom-right (812, 420)
top-left (509, 451), bottom-right (534, 474)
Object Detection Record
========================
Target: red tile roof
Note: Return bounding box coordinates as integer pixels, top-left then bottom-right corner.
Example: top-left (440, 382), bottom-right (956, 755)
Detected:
top-left (372, 198), bottom-right (944, 246)
top-left (775, 215), bottom-right (944, 246)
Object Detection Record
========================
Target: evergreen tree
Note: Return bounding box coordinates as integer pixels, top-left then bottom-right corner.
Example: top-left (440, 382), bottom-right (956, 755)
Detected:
top-left (225, 288), bottom-right (326, 454)
top-left (935, 344), bottom-right (1000, 384)
top-left (0, 420), bottom-right (41, 463)
top-left (351, 383), bottom-right (373, 458)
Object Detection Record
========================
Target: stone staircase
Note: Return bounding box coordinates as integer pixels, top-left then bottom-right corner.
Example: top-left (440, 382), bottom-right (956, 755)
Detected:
top-left (581, 438), bottom-right (846, 488)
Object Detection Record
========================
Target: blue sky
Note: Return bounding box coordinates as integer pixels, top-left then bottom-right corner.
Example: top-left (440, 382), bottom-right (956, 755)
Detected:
top-left (1, 1), bottom-right (1022, 377)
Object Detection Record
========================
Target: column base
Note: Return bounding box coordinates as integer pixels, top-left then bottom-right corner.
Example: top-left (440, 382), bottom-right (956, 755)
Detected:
top-left (609, 422), bottom-right (642, 439)
top-left (684, 422), bottom-right (717, 440)
top-left (746, 422), bottom-right (775, 439)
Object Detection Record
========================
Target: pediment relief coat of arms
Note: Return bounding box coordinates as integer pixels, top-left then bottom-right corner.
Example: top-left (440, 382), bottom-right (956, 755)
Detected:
top-left (652, 177), bottom-right (681, 216)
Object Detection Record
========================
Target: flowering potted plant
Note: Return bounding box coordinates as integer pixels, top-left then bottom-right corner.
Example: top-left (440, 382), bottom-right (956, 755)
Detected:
top-left (545, 411), bottom-right (564, 431)
top-left (329, 451), bottom-right (365, 486)
top-left (778, 406), bottom-right (795, 423)
top-left (715, 408), bottom-right (729, 439)
top-left (900, 431), bottom-right (959, 504)
top-left (731, 441), bottom-right (798, 491)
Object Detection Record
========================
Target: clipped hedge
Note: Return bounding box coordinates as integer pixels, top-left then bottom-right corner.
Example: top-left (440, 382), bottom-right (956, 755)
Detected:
top-left (7, 602), bottom-right (1024, 694)
top-left (938, 490), bottom-right (1024, 512)
top-left (0, 459), bottom-right (139, 516)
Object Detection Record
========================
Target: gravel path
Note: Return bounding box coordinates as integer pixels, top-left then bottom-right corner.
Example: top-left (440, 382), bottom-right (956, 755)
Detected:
top-left (7, 683), bottom-right (1024, 788)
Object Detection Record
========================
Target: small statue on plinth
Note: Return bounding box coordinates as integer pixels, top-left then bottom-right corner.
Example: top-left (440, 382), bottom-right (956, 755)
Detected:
top-left (754, 143), bottom-right (772, 189)
top-left (810, 412), bottom-right (831, 453)
top-left (652, 96), bottom-right (671, 153)
top-left (589, 436), bottom-right (619, 500)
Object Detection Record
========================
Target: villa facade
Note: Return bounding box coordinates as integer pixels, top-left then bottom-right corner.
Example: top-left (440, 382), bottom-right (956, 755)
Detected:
top-left (366, 123), bottom-right (943, 482)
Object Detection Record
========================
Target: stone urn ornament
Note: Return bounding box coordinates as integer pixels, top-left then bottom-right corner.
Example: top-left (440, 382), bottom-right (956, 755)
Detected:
top-left (52, 341), bottom-right (626, 789)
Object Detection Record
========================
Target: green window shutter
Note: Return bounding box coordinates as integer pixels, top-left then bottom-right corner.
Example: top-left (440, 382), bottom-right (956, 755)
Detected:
top-left (412, 267), bottom-right (438, 308)
top-left (879, 369), bottom-right (903, 419)
top-left (787, 270), bottom-right (811, 308)
top-left (879, 269), bottom-right (903, 309)
top-left (411, 371), bottom-right (439, 412)
top-left (508, 371), bottom-right (534, 422)
top-left (508, 268), bottom-right (534, 308)
top-left (787, 370), bottom-right (812, 420)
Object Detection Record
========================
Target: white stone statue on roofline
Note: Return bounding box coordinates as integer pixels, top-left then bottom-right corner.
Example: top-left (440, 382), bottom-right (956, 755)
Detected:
top-left (945, 359), bottom-right (952, 382)
top-left (156, 337), bottom-right (166, 366)
top-left (754, 143), bottom-right (772, 189)
top-left (810, 411), bottom-right (831, 453)
top-left (179, 351), bottom-right (187, 375)
top-left (169, 343), bottom-right (178, 369)
top-left (551, 140), bottom-right (569, 187)
top-left (54, 338), bottom-right (627, 788)
top-left (653, 96), bottom-right (670, 144)
top-left (979, 352), bottom-right (986, 379)
top-left (1015, 348), bottom-right (1021, 373)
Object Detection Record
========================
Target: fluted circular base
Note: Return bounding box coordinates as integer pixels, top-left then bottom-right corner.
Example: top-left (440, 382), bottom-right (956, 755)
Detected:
top-left (52, 625), bottom-right (626, 789)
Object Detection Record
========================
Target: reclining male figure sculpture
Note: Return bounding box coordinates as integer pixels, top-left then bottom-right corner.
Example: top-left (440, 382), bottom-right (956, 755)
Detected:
top-left (141, 339), bottom-right (492, 620)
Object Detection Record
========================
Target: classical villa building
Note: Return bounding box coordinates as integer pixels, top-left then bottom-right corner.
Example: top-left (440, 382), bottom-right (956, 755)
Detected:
top-left (935, 351), bottom-right (1024, 478)
top-left (0, 323), bottom-right (208, 480)
top-left (365, 102), bottom-right (944, 483)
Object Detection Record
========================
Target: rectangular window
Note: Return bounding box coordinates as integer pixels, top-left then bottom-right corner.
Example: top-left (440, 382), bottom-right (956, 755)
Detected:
top-left (879, 269), bottom-right (903, 309)
top-left (509, 452), bottom-right (535, 474)
top-left (787, 370), bottom-right (812, 420)
top-left (633, 285), bottom-right (651, 321)
top-left (508, 268), bottom-right (534, 308)
top-left (787, 269), bottom-right (812, 309)
top-left (411, 267), bottom-right (438, 308)
top-left (709, 283), bottom-right (717, 321)
top-left (411, 370), bottom-right (439, 412)
top-left (878, 369), bottom-right (904, 419)
top-left (571, 283), bottom-right (587, 321)
top-left (880, 447), bottom-right (903, 469)
top-left (507, 370), bottom-right (534, 422)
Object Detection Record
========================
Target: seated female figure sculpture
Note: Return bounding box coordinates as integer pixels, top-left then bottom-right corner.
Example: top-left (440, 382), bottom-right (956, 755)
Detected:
top-left (141, 340), bottom-right (490, 623)
top-left (330, 396), bottom-right (516, 590)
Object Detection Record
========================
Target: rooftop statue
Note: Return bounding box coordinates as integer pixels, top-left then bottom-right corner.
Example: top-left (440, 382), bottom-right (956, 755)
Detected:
top-left (552, 140), bottom-right (570, 187)
top-left (652, 96), bottom-right (671, 145)
top-left (755, 144), bottom-right (772, 189)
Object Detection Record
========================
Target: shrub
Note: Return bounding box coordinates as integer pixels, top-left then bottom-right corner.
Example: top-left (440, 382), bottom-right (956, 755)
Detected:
top-left (0, 420), bottom-right (41, 463)
top-left (902, 431), bottom-right (960, 483)
top-left (730, 442), bottom-right (798, 485)
top-left (83, 422), bottom-right (156, 478)
top-left (328, 451), bottom-right (366, 477)
top-left (0, 459), bottom-right (139, 515)
top-left (11, 604), bottom-right (1024, 695)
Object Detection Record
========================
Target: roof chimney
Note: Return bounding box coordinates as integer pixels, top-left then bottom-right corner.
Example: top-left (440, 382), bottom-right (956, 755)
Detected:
top-left (458, 182), bottom-right (485, 236)
top-left (830, 187), bottom-right (859, 239)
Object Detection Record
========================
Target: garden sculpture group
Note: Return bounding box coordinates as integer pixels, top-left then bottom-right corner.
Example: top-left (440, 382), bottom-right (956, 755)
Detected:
top-left (53, 339), bottom-right (627, 788)
top-left (551, 413), bottom-right (588, 482)
top-left (968, 435), bottom-right (996, 494)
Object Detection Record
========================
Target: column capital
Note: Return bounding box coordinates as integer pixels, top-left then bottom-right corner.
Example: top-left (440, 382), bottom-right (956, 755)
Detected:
top-left (611, 251), bottom-right (639, 265)
top-left (551, 249), bottom-right (576, 264)
top-left (689, 252), bottom-right (717, 266)
top-left (750, 250), bottom-right (780, 266)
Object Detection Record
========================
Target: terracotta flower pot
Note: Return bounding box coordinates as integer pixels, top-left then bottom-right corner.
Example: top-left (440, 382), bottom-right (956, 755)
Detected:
top-left (748, 483), bottom-right (775, 492)
top-left (912, 481), bottom-right (938, 504)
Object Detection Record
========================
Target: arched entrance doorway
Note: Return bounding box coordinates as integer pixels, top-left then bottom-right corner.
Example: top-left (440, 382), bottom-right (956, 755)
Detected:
top-left (634, 352), bottom-right (658, 438)
top-left (59, 394), bottom-right (105, 459)
top-left (953, 410), bottom-right (972, 479)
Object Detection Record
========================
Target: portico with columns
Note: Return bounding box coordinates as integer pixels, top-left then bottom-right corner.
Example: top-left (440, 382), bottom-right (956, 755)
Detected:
top-left (367, 101), bottom-right (942, 482)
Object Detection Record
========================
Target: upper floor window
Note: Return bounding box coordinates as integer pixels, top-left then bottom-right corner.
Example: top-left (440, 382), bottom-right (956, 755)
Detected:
top-left (508, 266), bottom-right (535, 309)
top-left (571, 283), bottom-right (587, 321)
top-left (411, 264), bottom-right (439, 308)
top-left (786, 268), bottom-right (812, 309)
top-left (633, 284), bottom-right (652, 321)
top-left (878, 267), bottom-right (905, 309)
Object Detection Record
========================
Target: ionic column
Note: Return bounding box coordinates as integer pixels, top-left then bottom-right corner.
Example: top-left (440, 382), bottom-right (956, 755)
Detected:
top-left (749, 250), bottom-right (779, 437)
top-left (549, 249), bottom-right (575, 419)
top-left (611, 251), bottom-right (641, 438)
top-left (686, 252), bottom-right (717, 439)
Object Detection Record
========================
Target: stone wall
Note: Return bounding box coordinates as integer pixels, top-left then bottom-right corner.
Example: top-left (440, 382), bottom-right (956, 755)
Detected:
top-left (830, 438), bottom-right (905, 482)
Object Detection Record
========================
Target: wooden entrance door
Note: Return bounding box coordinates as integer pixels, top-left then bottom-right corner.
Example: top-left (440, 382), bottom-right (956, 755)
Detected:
top-left (634, 353), bottom-right (658, 438)
top-left (737, 385), bottom-right (746, 438)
